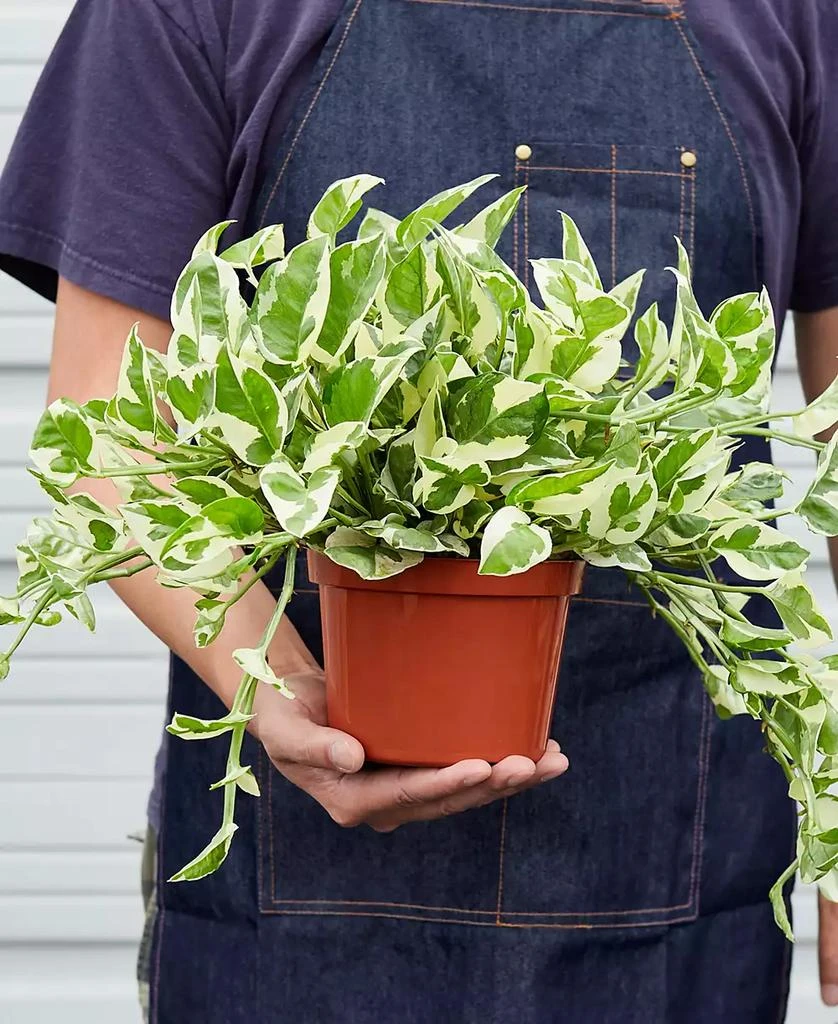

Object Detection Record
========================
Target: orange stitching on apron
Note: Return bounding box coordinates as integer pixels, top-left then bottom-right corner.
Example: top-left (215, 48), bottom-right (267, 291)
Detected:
top-left (257, 0), bottom-right (365, 226)
top-left (496, 797), bottom-right (508, 923)
top-left (527, 165), bottom-right (684, 177)
top-left (687, 695), bottom-right (711, 907)
top-left (670, 17), bottom-right (758, 284)
top-left (689, 166), bottom-right (697, 263)
top-left (404, 0), bottom-right (683, 17)
top-left (679, 169), bottom-right (686, 244)
top-left (264, 897), bottom-right (693, 916)
top-left (513, 161), bottom-right (522, 276)
top-left (269, 763), bottom-right (279, 901)
top-left (610, 144), bottom-right (618, 288)
top-left (260, 907), bottom-right (699, 929)
top-left (523, 162), bottom-right (531, 287)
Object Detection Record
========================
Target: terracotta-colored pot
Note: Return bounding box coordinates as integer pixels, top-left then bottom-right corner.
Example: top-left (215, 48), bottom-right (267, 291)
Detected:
top-left (307, 551), bottom-right (585, 766)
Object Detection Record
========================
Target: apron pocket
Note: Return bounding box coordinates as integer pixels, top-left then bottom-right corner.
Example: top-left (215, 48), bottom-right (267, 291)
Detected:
top-left (498, 594), bottom-right (711, 928)
top-left (512, 140), bottom-right (697, 365)
top-left (258, 575), bottom-right (709, 930)
top-left (257, 752), bottom-right (508, 926)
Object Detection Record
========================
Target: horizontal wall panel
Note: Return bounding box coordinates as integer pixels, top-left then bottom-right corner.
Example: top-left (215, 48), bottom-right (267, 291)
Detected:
top-left (0, 942), bottom-right (143, 1024)
top-left (0, 849), bottom-right (142, 895)
top-left (0, 8), bottom-right (70, 63)
top-left (0, 318), bottom-right (52, 367)
top-left (1, 778), bottom-right (150, 851)
top-left (0, 63), bottom-right (42, 112)
top-left (0, 464), bottom-right (50, 508)
top-left (0, 607), bottom-right (164, 658)
top-left (0, 894), bottom-right (144, 942)
top-left (0, 658), bottom-right (167, 705)
top-left (0, 780), bottom-right (153, 847)
top-left (0, 704), bottom-right (165, 778)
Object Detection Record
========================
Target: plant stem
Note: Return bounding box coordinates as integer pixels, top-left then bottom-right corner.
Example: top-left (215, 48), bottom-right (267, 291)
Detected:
top-left (91, 559), bottom-right (154, 583)
top-left (215, 550), bottom-right (283, 616)
top-left (733, 427), bottom-right (823, 452)
top-left (92, 458), bottom-right (220, 478)
top-left (220, 549), bottom-right (298, 832)
top-left (336, 485), bottom-right (369, 516)
top-left (3, 588), bottom-right (55, 662)
top-left (656, 572), bottom-right (764, 595)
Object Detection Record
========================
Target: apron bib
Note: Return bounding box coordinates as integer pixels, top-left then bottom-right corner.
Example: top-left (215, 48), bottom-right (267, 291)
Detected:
top-left (150, 3), bottom-right (796, 1021)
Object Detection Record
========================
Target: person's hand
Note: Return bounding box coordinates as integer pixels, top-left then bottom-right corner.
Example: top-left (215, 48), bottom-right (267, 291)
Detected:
top-left (820, 892), bottom-right (838, 1005)
top-left (252, 669), bottom-right (569, 831)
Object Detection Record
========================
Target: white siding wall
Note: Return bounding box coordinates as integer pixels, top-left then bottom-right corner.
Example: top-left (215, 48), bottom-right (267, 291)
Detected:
top-left (0, 5), bottom-right (165, 1021)
top-left (0, 2), bottom-right (832, 1020)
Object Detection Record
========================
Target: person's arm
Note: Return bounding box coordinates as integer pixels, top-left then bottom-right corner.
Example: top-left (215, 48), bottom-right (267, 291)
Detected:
top-left (794, 308), bottom-right (838, 1005)
top-left (52, 278), bottom-right (569, 830)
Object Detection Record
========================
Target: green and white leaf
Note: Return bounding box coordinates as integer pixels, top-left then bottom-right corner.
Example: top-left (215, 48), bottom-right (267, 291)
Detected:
top-left (324, 527), bottom-right (423, 579)
top-left (479, 507), bottom-right (552, 576)
top-left (260, 458), bottom-right (340, 538)
top-left (307, 174), bottom-right (384, 241)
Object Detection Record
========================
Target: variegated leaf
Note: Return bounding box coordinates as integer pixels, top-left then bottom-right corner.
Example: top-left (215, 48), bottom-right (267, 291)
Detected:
top-left (307, 174), bottom-right (384, 240)
top-left (313, 237), bottom-right (386, 362)
top-left (711, 520), bottom-right (809, 581)
top-left (457, 187), bottom-right (525, 248)
top-left (220, 224), bottom-right (286, 282)
top-left (324, 527), bottom-right (423, 579)
top-left (797, 435), bottom-right (838, 535)
top-left (479, 507), bottom-right (552, 576)
top-left (30, 399), bottom-right (96, 487)
top-left (260, 458), bottom-right (340, 538)
top-left (447, 373), bottom-right (548, 461)
top-left (397, 174), bottom-right (496, 251)
top-left (209, 346), bottom-right (287, 465)
top-left (252, 236), bottom-right (332, 363)
top-left (766, 572), bottom-right (833, 649)
top-left (232, 646), bottom-right (295, 699)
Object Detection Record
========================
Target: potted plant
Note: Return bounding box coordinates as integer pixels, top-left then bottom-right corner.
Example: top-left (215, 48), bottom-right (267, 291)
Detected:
top-left (2, 174), bottom-right (837, 938)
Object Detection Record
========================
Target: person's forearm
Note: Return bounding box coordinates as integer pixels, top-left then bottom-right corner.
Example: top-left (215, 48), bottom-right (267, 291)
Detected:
top-left (48, 279), bottom-right (317, 706)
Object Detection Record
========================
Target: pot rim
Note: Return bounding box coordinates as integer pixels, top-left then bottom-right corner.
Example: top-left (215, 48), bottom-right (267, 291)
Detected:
top-left (306, 549), bottom-right (586, 598)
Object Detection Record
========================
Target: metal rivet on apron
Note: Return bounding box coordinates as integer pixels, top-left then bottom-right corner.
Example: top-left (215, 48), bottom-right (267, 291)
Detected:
top-left (515, 144), bottom-right (533, 161)
top-left (680, 150), bottom-right (697, 168)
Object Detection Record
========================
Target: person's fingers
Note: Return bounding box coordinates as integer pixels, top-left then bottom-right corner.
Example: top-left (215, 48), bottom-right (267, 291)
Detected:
top-left (266, 712), bottom-right (366, 774)
top-left (819, 892), bottom-right (838, 1005)
top-left (332, 759), bottom-right (494, 827)
top-left (367, 745), bottom-right (570, 830)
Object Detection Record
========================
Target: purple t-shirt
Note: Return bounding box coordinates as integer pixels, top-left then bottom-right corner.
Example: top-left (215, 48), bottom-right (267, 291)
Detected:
top-left (2, 0), bottom-right (838, 324)
top-left (1, 0), bottom-right (837, 828)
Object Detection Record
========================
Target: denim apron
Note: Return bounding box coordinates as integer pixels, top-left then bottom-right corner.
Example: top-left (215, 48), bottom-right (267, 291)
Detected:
top-left (149, 2), bottom-right (797, 1020)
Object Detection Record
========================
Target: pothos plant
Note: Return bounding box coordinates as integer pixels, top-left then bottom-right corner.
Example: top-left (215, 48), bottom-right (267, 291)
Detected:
top-left (2, 174), bottom-right (837, 936)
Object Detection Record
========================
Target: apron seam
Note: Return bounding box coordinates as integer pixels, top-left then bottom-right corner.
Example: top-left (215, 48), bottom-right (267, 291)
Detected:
top-left (403, 0), bottom-right (684, 19)
top-left (258, 907), bottom-right (697, 929)
top-left (610, 144), bottom-right (618, 288)
top-left (526, 166), bottom-right (686, 177)
top-left (256, 0), bottom-right (365, 228)
top-left (669, 15), bottom-right (759, 285)
top-left (523, 163), bottom-right (531, 287)
top-left (688, 164), bottom-right (697, 261)
top-left (495, 798), bottom-right (509, 923)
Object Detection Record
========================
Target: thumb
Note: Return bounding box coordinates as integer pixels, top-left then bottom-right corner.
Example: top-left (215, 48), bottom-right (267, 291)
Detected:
top-left (819, 892), bottom-right (838, 1005)
top-left (268, 712), bottom-right (366, 774)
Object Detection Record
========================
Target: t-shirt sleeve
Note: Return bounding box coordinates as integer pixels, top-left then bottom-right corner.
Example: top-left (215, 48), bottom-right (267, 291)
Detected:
top-left (789, 0), bottom-right (838, 314)
top-left (0, 0), bottom-right (230, 321)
